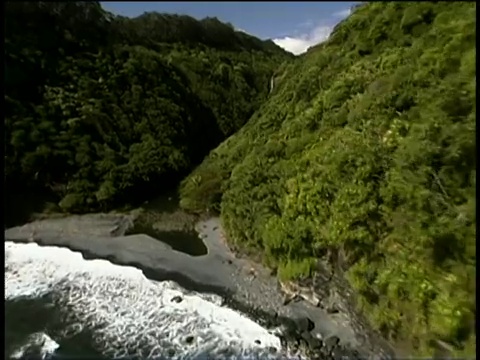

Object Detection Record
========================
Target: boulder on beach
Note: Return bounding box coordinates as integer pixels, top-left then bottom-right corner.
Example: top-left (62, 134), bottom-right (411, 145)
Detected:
top-left (296, 317), bottom-right (315, 332)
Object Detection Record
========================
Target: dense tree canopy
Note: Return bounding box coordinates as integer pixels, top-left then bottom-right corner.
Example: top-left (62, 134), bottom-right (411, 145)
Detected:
top-left (180, 2), bottom-right (476, 356)
top-left (5, 1), bottom-right (290, 215)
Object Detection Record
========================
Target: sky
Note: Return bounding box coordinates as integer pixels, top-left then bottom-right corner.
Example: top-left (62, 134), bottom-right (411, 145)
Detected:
top-left (100, 2), bottom-right (358, 55)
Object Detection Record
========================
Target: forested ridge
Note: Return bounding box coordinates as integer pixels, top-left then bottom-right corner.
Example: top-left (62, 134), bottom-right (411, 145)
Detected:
top-left (180, 2), bottom-right (476, 356)
top-left (5, 2), bottom-right (290, 219)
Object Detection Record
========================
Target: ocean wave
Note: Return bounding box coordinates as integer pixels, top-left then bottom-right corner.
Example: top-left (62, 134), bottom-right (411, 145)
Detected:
top-left (10, 332), bottom-right (59, 360)
top-left (5, 241), bottom-right (299, 359)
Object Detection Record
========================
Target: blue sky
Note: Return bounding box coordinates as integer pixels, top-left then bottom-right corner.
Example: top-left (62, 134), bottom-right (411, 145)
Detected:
top-left (100, 2), bottom-right (357, 55)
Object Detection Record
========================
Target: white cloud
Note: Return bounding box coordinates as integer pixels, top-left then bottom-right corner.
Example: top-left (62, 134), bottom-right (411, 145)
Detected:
top-left (272, 7), bottom-right (354, 55)
top-left (333, 8), bottom-right (352, 19)
top-left (273, 25), bottom-right (332, 55)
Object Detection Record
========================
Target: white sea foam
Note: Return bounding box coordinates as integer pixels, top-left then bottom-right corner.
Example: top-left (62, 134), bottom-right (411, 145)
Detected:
top-left (5, 241), bottom-right (296, 359)
top-left (10, 332), bottom-right (59, 360)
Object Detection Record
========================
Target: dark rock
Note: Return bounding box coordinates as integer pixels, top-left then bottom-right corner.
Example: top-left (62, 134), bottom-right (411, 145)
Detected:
top-left (282, 327), bottom-right (300, 346)
top-left (227, 259), bottom-right (233, 264)
top-left (167, 348), bottom-right (176, 357)
top-left (282, 319), bottom-right (298, 338)
top-left (296, 317), bottom-right (315, 332)
top-left (213, 226), bottom-right (218, 230)
top-left (308, 336), bottom-right (323, 350)
top-left (320, 345), bottom-right (331, 357)
top-left (284, 317), bottom-right (297, 328)
top-left (326, 304), bottom-right (340, 314)
top-left (254, 339), bottom-right (261, 345)
top-left (260, 318), bottom-right (272, 328)
top-left (332, 347), bottom-right (345, 360)
top-left (341, 348), bottom-right (360, 360)
top-left (279, 336), bottom-right (288, 347)
top-left (324, 335), bottom-right (340, 352)
top-left (171, 295), bottom-right (183, 303)
top-left (300, 331), bottom-right (313, 342)
top-left (282, 296), bottom-right (293, 306)
top-left (268, 346), bottom-right (277, 354)
top-left (185, 336), bottom-right (194, 344)
top-left (299, 338), bottom-right (309, 353)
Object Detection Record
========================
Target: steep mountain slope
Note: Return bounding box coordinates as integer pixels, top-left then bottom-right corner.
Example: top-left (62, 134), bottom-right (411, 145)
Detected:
top-left (5, 2), bottom-right (290, 218)
top-left (180, 2), bottom-right (476, 356)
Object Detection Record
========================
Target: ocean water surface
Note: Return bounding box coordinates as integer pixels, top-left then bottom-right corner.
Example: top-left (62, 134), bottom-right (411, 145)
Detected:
top-left (5, 241), bottom-right (297, 360)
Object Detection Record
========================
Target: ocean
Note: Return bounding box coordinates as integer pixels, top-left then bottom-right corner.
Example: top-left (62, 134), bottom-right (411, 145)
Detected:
top-left (5, 241), bottom-right (301, 360)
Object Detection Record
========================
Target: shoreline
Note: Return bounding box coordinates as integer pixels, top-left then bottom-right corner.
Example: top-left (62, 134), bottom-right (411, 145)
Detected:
top-left (5, 213), bottom-right (394, 359)
top-left (196, 218), bottom-right (395, 360)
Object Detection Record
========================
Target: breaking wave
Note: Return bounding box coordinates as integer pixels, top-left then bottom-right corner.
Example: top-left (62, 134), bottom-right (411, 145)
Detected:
top-left (5, 241), bottom-right (298, 359)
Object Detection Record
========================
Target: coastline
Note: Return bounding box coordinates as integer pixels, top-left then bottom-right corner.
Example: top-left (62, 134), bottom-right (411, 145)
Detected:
top-left (5, 213), bottom-right (395, 359)
top-left (198, 218), bottom-right (396, 360)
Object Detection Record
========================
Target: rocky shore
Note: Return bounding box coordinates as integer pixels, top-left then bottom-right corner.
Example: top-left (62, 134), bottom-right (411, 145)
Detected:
top-left (5, 213), bottom-right (396, 359)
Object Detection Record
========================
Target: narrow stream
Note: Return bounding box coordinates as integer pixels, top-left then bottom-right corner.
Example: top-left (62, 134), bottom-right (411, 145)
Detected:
top-left (125, 223), bottom-right (208, 256)
top-left (125, 192), bottom-right (208, 256)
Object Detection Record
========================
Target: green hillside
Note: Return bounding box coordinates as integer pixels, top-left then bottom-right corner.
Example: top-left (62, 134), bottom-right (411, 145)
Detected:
top-left (180, 2), bottom-right (476, 356)
top-left (5, 2), bottom-right (290, 216)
